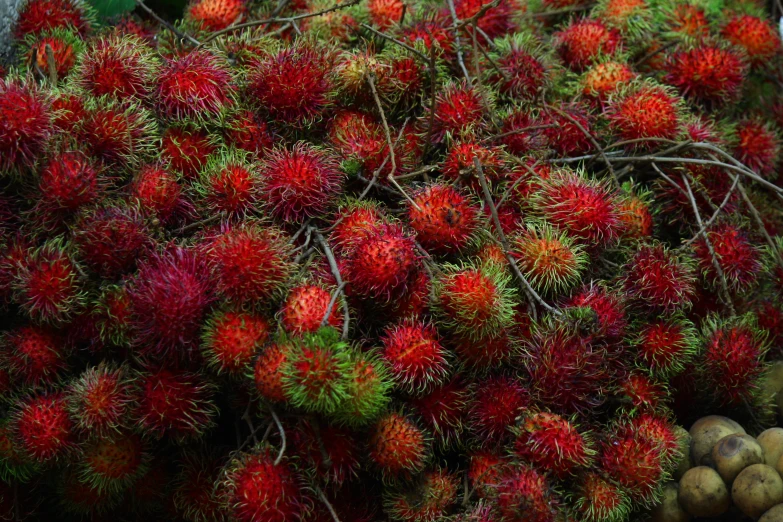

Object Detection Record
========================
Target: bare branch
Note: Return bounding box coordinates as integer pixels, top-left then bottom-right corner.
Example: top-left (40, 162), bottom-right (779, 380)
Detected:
top-left (269, 405), bottom-right (287, 466)
top-left (315, 485), bottom-right (342, 522)
top-left (445, 0), bottom-right (472, 82)
top-left (45, 44), bottom-right (57, 84)
top-left (320, 281), bottom-right (346, 328)
top-left (135, 0), bottom-right (201, 46)
top-left (313, 228), bottom-right (351, 339)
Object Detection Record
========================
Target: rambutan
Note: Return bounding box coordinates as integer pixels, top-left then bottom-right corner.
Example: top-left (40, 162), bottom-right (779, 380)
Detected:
top-left (407, 183), bottom-right (479, 254)
top-left (592, 0), bottom-right (650, 37)
top-left (367, 0), bottom-right (404, 30)
top-left (617, 372), bottom-right (668, 412)
top-left (260, 142), bottom-right (344, 222)
top-left (14, 0), bottom-right (93, 39)
top-left (204, 223), bottom-right (294, 304)
top-left (620, 413), bottom-right (683, 467)
top-left (514, 411), bottom-right (594, 478)
top-left (130, 164), bottom-right (184, 222)
top-left (0, 79), bottom-right (52, 172)
top-left (281, 283), bottom-right (344, 335)
top-left (512, 222), bottom-right (588, 295)
top-left (50, 91), bottom-right (86, 132)
top-left (329, 198), bottom-right (387, 252)
top-left (253, 341), bottom-right (291, 404)
top-left (172, 452), bottom-right (229, 522)
top-left (565, 284), bottom-right (627, 340)
top-left (599, 427), bottom-right (667, 506)
top-left (453, 329), bottom-right (519, 371)
top-left (226, 110), bottom-right (274, 158)
top-left (453, 0), bottom-right (517, 40)
top-left (400, 19), bottom-right (455, 57)
top-left (701, 313), bottom-right (768, 408)
top-left (186, 0), bottom-right (245, 31)
top-left (694, 221), bottom-right (764, 293)
top-left (344, 223), bottom-right (417, 300)
top-left (13, 392), bottom-right (74, 462)
top-left (409, 376), bottom-right (467, 448)
top-left (617, 184), bottom-right (654, 240)
top-left (466, 375), bottom-right (529, 444)
top-left (571, 473), bottom-right (631, 522)
top-left (0, 419), bottom-right (40, 482)
top-left (426, 81), bottom-right (486, 143)
top-left (37, 150), bottom-right (100, 211)
top-left (662, 3), bottom-right (709, 37)
top-left (14, 239), bottom-right (85, 325)
top-left (57, 468), bottom-right (121, 515)
top-left (499, 109), bottom-right (547, 156)
top-left (607, 83), bottom-right (683, 147)
top-left (442, 141), bottom-right (506, 190)
top-left (73, 203), bottom-right (151, 278)
top-left (77, 432), bottom-right (148, 493)
top-left (193, 149), bottom-right (261, 218)
top-left (0, 324), bottom-right (67, 388)
top-left (134, 368), bottom-right (218, 440)
top-left (731, 119), bottom-right (781, 177)
top-left (721, 14), bottom-right (781, 67)
top-left (201, 309), bottom-right (270, 375)
top-left (74, 34), bottom-right (157, 100)
top-left (80, 97), bottom-right (157, 167)
top-left (381, 320), bottom-right (449, 395)
top-left (496, 465), bottom-right (559, 522)
top-left (434, 261), bottom-right (516, 340)
top-left (538, 103), bottom-right (595, 156)
top-left (664, 44), bottom-right (747, 106)
top-left (155, 50), bottom-right (236, 121)
top-left (161, 126), bottom-right (217, 179)
top-left (622, 243), bottom-right (696, 313)
top-left (24, 28), bottom-right (83, 80)
top-left (368, 412), bottom-right (430, 481)
top-left (468, 450), bottom-right (508, 500)
top-left (334, 349), bottom-right (392, 427)
top-left (384, 468), bottom-right (460, 522)
top-left (377, 50), bottom-right (426, 109)
top-left (582, 60), bottom-right (637, 101)
top-left (554, 18), bottom-right (622, 72)
top-left (67, 363), bottom-right (133, 437)
top-left (489, 33), bottom-right (549, 100)
top-left (247, 40), bottom-right (335, 126)
top-left (327, 110), bottom-right (409, 177)
top-left (129, 246), bottom-right (214, 357)
top-left (632, 315), bottom-right (697, 376)
top-left (292, 420), bottom-right (360, 485)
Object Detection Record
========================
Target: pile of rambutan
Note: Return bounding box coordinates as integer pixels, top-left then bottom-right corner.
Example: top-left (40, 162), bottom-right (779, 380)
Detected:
top-left (1, 0), bottom-right (783, 518)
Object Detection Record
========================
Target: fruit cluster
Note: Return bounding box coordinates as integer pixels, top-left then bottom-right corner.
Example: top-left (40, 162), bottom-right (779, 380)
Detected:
top-left (0, 0), bottom-right (782, 519)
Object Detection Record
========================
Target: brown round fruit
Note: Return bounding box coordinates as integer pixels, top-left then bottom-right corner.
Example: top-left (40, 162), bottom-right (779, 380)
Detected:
top-left (650, 482), bottom-right (691, 522)
top-left (689, 416), bottom-right (746, 466)
top-left (760, 504), bottom-right (783, 522)
top-left (732, 464), bottom-right (783, 519)
top-left (759, 428), bottom-right (783, 467)
top-left (674, 426), bottom-right (692, 481)
top-left (678, 466), bottom-right (730, 518)
top-left (712, 434), bottom-right (764, 485)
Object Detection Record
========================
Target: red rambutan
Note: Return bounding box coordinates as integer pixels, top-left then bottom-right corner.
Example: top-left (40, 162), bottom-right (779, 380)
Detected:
top-left (293, 420), bottom-right (360, 485)
top-left (571, 473), bottom-right (631, 522)
top-left (599, 428), bottom-right (667, 506)
top-left (226, 110), bottom-right (274, 158)
top-left (538, 103), bottom-right (595, 156)
top-left (37, 150), bottom-right (100, 212)
top-left (13, 392), bottom-right (73, 462)
top-left (554, 18), bottom-right (622, 72)
top-left (407, 183), bottom-right (479, 254)
top-left (467, 375), bottom-right (529, 444)
top-left (0, 325), bottom-right (67, 388)
top-left (607, 83), bottom-right (683, 147)
top-left (68, 363), bottom-right (133, 436)
top-left (582, 60), bottom-right (637, 101)
top-left (186, 0), bottom-right (245, 31)
top-left (329, 198), bottom-right (387, 252)
top-left (453, 329), bottom-right (518, 371)
top-left (496, 465), bottom-right (559, 522)
top-left (665, 45), bottom-right (747, 106)
top-left (489, 34), bottom-right (549, 100)
top-left (453, 0), bottom-right (518, 40)
top-left (442, 141), bottom-right (506, 190)
top-left (367, 0), bottom-right (404, 30)
top-left (25, 28), bottom-right (82, 80)
top-left (194, 149), bottom-right (261, 219)
top-left (622, 243), bottom-right (696, 313)
top-left (514, 411), bottom-right (594, 478)
top-left (368, 412), bottom-right (430, 481)
top-left (381, 320), bottom-right (449, 395)
top-left (632, 316), bottom-right (697, 377)
top-left (731, 119), bottom-right (781, 177)
top-left (130, 164), bottom-right (184, 222)
top-left (50, 91), bottom-right (86, 132)
top-left (77, 432), bottom-right (148, 493)
top-left (0, 79), bottom-right (52, 172)
top-left (565, 284), bottom-right (627, 340)
top-left (344, 223), bottom-right (417, 300)
top-left (512, 223), bottom-right (588, 294)
top-left (663, 3), bottom-right (709, 37)
top-left (694, 221), bottom-right (764, 293)
top-left (281, 283), bottom-right (343, 335)
top-left (74, 34), bottom-right (158, 100)
top-left (161, 126), bottom-right (217, 179)
top-left (410, 376), bottom-right (467, 448)
top-left (14, 0), bottom-right (92, 39)
top-left (80, 97), bottom-right (157, 167)
top-left (620, 413), bottom-right (683, 467)
top-left (617, 372), bottom-right (668, 413)
top-left (201, 309), bottom-right (270, 375)
top-left (426, 81), bottom-right (486, 144)
top-left (254, 342), bottom-right (291, 404)
top-left (172, 452), bottom-right (229, 522)
top-left (721, 14), bottom-right (781, 67)
top-left (468, 450), bottom-right (508, 500)
top-left (384, 467), bottom-right (460, 522)
top-left (498, 109), bottom-right (547, 156)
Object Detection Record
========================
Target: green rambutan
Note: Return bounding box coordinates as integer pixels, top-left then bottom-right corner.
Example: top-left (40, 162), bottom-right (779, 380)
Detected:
top-left (381, 320), bottom-right (450, 395)
top-left (0, 78), bottom-right (52, 173)
top-left (12, 392), bottom-right (74, 462)
top-left (201, 309), bottom-right (270, 375)
top-left (622, 243), bottom-right (696, 313)
top-left (77, 431), bottom-right (148, 493)
top-left (664, 44), bottom-right (748, 106)
top-left (554, 18), bottom-right (622, 72)
top-left (632, 315), bottom-right (697, 377)
top-left (0, 324), bottom-right (67, 388)
top-left (617, 183), bottom-right (654, 240)
top-left (185, 0), bottom-right (245, 31)
top-left (368, 411), bottom-right (430, 481)
top-left (0, 418), bottom-right (40, 482)
top-left (513, 411), bottom-right (594, 478)
top-left (512, 222), bottom-right (588, 295)
top-left (74, 34), bottom-right (158, 100)
top-left (57, 468), bottom-right (121, 515)
top-left (720, 14), bottom-right (781, 67)
top-left (467, 374), bottom-right (529, 445)
top-left (384, 468), bottom-right (460, 522)
top-left (67, 362), bottom-right (133, 437)
top-left (193, 148), bottom-right (262, 219)
top-left (253, 341), bottom-right (291, 404)
top-left (570, 473), bottom-right (631, 522)
top-left (335, 349), bottom-right (393, 426)
top-left (407, 183), bottom-right (480, 254)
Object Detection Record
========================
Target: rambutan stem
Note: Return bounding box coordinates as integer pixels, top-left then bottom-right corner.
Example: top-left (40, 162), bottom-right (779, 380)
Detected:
top-left (473, 157), bottom-right (561, 318)
top-left (680, 173), bottom-right (740, 247)
top-left (44, 44), bottom-right (57, 84)
top-left (315, 485), bottom-right (341, 522)
top-left (269, 405), bottom-right (286, 466)
top-left (445, 0), bottom-right (472, 82)
top-left (312, 228), bottom-right (351, 339)
top-left (135, 0), bottom-right (201, 46)
top-left (320, 281), bottom-right (345, 328)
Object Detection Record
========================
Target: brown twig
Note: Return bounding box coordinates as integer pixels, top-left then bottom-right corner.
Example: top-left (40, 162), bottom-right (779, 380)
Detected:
top-left (633, 40), bottom-right (677, 67)
top-left (445, 0), bottom-right (472, 82)
top-left (359, 23), bottom-right (428, 61)
top-left (313, 228), bottom-right (351, 339)
top-left (135, 0), bottom-right (201, 46)
top-left (315, 485), bottom-right (342, 522)
top-left (680, 172), bottom-right (740, 247)
top-left (320, 281), bottom-right (346, 328)
top-left (269, 405), bottom-right (287, 465)
top-left (45, 44), bottom-right (57, 84)
top-left (455, 0), bottom-right (502, 28)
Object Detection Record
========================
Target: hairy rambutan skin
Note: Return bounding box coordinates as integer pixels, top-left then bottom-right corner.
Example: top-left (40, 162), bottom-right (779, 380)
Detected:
top-left (57, 467), bottom-right (121, 515)
top-left (14, 0), bottom-right (93, 39)
top-left (74, 34), bottom-right (158, 100)
top-left (664, 45), bottom-right (748, 105)
top-left (293, 420), bottom-right (361, 486)
top-left (622, 243), bottom-right (696, 313)
top-left (129, 246), bottom-right (215, 358)
top-left (23, 28), bottom-right (83, 80)
top-left (204, 223), bottom-right (294, 305)
top-left (434, 262), bottom-right (516, 341)
top-left (67, 363), bottom-right (133, 437)
top-left (80, 96), bottom-right (157, 167)
top-left (496, 465), bottom-right (559, 522)
top-left (571, 473), bottom-right (631, 522)
top-left (489, 33), bottom-right (549, 100)
top-left (155, 50), bottom-right (236, 122)
top-left (335, 350), bottom-right (393, 427)
top-left (442, 141), bottom-right (506, 190)
top-left (14, 239), bottom-right (86, 325)
top-left (260, 142), bottom-right (344, 223)
top-left (426, 81), bottom-right (486, 143)
top-left (407, 183), bottom-right (479, 254)
top-left (453, 0), bottom-right (517, 40)
top-left (499, 110), bottom-right (547, 156)
top-left (134, 368), bottom-right (218, 440)
top-left (607, 83), bottom-right (683, 147)
top-left (381, 320), bottom-right (450, 395)
top-left (130, 164), bottom-right (184, 222)
top-left (161, 126), bottom-right (217, 179)
top-left (201, 309), bottom-right (269, 375)
top-left (281, 284), bottom-right (343, 335)
top-left (514, 411), bottom-right (594, 478)
top-left (721, 15), bottom-right (781, 67)
top-left (600, 428), bottom-right (667, 506)
top-left (173, 452), bottom-right (229, 522)
top-left (222, 447), bottom-right (307, 522)
top-left (193, 149), bottom-right (261, 219)
top-left (226, 110), bottom-right (274, 158)
top-left (247, 40), bottom-right (335, 126)
top-left (0, 418), bottom-right (41, 483)
top-left (694, 222), bottom-right (764, 294)
top-left (554, 19), bottom-right (622, 72)
top-left (582, 60), bottom-right (637, 101)
top-left (732, 119), bottom-right (781, 178)
top-left (77, 431), bottom-right (148, 493)
top-left (565, 284), bottom-right (627, 341)
top-left (368, 412), bottom-right (430, 481)
top-left (186, 0), bottom-right (245, 31)
top-left (329, 198), bottom-right (387, 252)
top-left (0, 79), bottom-right (52, 173)
top-left (538, 103), bottom-right (596, 156)
top-left (384, 467), bottom-right (460, 522)
top-left (512, 222), bottom-right (588, 295)
top-left (632, 315), bottom-right (697, 377)
top-left (37, 150), bottom-right (100, 212)
top-left (467, 375), bottom-right (529, 445)
top-left (12, 392), bottom-right (74, 462)
top-left (409, 376), bottom-right (467, 448)
top-left (0, 325), bottom-right (67, 388)
top-left (254, 342), bottom-right (291, 404)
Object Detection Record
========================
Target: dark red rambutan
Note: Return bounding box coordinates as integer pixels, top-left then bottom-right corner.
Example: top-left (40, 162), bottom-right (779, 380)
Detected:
top-left (260, 142), bottom-right (344, 223)
top-left (757, 301), bottom-right (783, 356)
top-left (426, 81), bottom-right (486, 143)
top-left (565, 284), bottom-right (627, 340)
top-left (582, 60), bottom-right (637, 101)
top-left (14, 0), bottom-right (92, 39)
top-left (384, 467), bottom-right (460, 522)
top-left (155, 50), bottom-right (235, 121)
top-left (73, 203), bottom-right (151, 278)
top-left (75, 34), bottom-right (157, 100)
top-left (468, 450), bottom-right (508, 500)
top-left (632, 316), bottom-right (697, 377)
top-left (329, 198), bottom-right (387, 252)
top-left (377, 52), bottom-right (426, 108)
top-left (194, 150), bottom-right (261, 219)
top-left (186, 0), bottom-right (245, 31)
top-left (407, 183), bottom-right (479, 254)
top-left (57, 468), bottom-right (120, 515)
top-left (226, 110), bottom-right (274, 157)
top-left (222, 447), bottom-right (307, 522)
top-left (129, 246), bottom-right (214, 357)
top-left (702, 314), bottom-right (768, 407)
top-left (367, 0), bottom-right (404, 29)
top-left (134, 368), bottom-right (217, 440)
top-left (435, 262), bottom-right (516, 340)
top-left (524, 321), bottom-right (607, 414)
top-left (533, 169), bottom-right (622, 246)
top-left (25, 29), bottom-right (81, 80)
top-left (489, 34), bottom-right (548, 100)
top-left (381, 320), bottom-right (449, 395)
top-left (14, 240), bottom-right (85, 325)
top-left (0, 325), bottom-right (67, 388)
top-left (621, 413), bottom-right (683, 467)
top-left (571, 473), bottom-right (631, 522)
top-left (50, 91), bottom-right (86, 132)
top-left (607, 84), bottom-right (683, 147)
top-left (80, 98), bottom-right (156, 167)
top-left (247, 41), bottom-right (335, 126)
top-left (496, 465), bottom-right (559, 522)
top-left (622, 243), bottom-right (696, 313)
top-left (0, 79), bottom-right (52, 172)
top-left (37, 150), bottom-right (100, 211)
top-left (344, 223), bottom-right (417, 300)
top-left (514, 411), bottom-right (594, 478)
top-left (732, 119), bottom-right (780, 177)
top-left (654, 164), bottom-right (739, 225)
top-left (694, 222), bottom-right (763, 293)
top-left (0, 419), bottom-right (40, 483)
top-left (368, 412), bottom-right (429, 481)
top-left (204, 223), bottom-right (293, 304)
top-left (293, 420), bottom-right (360, 485)
top-left (68, 363), bottom-right (133, 436)
top-left (78, 432), bottom-right (148, 493)
top-left (499, 110), bottom-right (547, 156)
top-left (467, 375), bottom-right (529, 444)
top-left (599, 428), bottom-right (667, 506)
top-left (13, 392), bottom-right (73, 462)
top-left (172, 452), bottom-right (229, 522)
top-left (664, 45), bottom-right (747, 105)
top-left (442, 141), bottom-right (506, 190)
top-left (281, 284), bottom-right (343, 335)
top-left (512, 223), bottom-right (588, 295)
top-left (254, 342), bottom-right (291, 403)
top-left (453, 329), bottom-right (518, 370)
top-left (112, 15), bottom-right (156, 42)
top-left (130, 164), bottom-right (184, 222)
top-left (409, 377), bottom-right (467, 448)
top-left (161, 126), bottom-right (217, 179)
top-left (201, 309), bottom-right (269, 375)
top-left (554, 18), bottom-right (622, 72)
top-left (390, 268), bottom-right (433, 320)
top-left (721, 14), bottom-right (781, 67)
top-left (538, 103), bottom-right (595, 156)
top-left (453, 0), bottom-right (517, 40)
